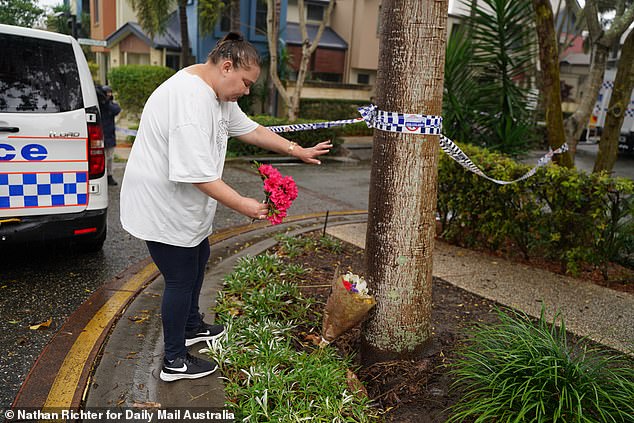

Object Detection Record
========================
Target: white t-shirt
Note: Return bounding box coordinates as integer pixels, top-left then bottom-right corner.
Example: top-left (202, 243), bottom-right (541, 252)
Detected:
top-left (120, 70), bottom-right (258, 247)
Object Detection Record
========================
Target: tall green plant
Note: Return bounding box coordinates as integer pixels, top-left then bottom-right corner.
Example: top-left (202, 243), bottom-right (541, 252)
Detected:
top-left (449, 308), bottom-right (634, 422)
top-left (443, 25), bottom-right (483, 144)
top-left (466, 0), bottom-right (538, 154)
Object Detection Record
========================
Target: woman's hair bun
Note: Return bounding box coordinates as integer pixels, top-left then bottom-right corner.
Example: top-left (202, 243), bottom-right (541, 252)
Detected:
top-left (222, 32), bottom-right (244, 42)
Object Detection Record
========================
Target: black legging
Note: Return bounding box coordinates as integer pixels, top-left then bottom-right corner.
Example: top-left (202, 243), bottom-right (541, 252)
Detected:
top-left (146, 238), bottom-right (210, 360)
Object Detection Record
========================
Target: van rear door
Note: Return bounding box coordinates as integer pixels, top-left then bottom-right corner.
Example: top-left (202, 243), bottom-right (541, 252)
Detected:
top-left (0, 32), bottom-right (89, 218)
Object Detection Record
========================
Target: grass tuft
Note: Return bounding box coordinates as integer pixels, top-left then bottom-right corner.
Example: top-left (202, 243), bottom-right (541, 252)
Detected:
top-left (448, 308), bottom-right (634, 423)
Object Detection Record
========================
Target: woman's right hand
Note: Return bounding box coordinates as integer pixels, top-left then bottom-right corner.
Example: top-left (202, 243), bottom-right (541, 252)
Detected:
top-left (239, 197), bottom-right (270, 220)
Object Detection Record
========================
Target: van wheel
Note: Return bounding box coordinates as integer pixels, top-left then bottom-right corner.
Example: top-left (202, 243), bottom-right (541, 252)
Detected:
top-left (78, 228), bottom-right (107, 253)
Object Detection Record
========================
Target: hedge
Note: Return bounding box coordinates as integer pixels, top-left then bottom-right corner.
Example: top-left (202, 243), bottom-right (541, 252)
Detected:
top-left (108, 65), bottom-right (175, 118)
top-left (227, 115), bottom-right (345, 156)
top-left (437, 143), bottom-right (634, 276)
top-left (299, 99), bottom-right (373, 137)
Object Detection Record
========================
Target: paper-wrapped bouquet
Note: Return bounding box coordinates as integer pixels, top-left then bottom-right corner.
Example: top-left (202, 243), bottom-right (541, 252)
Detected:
top-left (320, 272), bottom-right (376, 346)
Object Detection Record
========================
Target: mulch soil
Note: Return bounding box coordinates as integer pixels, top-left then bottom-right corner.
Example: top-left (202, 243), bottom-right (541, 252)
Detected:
top-left (272, 232), bottom-right (633, 422)
top-left (272, 233), bottom-right (506, 422)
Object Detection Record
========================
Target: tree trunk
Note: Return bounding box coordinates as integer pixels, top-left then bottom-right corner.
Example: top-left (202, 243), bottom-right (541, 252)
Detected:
top-left (230, 0), bottom-right (240, 32)
top-left (532, 0), bottom-right (573, 167)
top-left (178, 0), bottom-right (191, 67)
top-left (594, 27), bottom-right (634, 173)
top-left (564, 43), bottom-right (608, 157)
top-left (266, 0), bottom-right (292, 115)
top-left (361, 0), bottom-right (448, 364)
top-left (266, 0), bottom-right (334, 121)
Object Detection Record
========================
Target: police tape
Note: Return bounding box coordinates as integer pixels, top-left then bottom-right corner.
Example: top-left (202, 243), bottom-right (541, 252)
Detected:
top-left (115, 127), bottom-right (139, 136)
top-left (116, 104), bottom-right (567, 185)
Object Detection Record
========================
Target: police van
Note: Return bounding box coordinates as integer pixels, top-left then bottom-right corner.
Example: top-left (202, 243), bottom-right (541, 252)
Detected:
top-left (0, 24), bottom-right (108, 251)
top-left (586, 69), bottom-right (634, 153)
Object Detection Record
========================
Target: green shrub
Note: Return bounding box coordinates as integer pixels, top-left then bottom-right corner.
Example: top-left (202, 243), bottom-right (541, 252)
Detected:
top-left (300, 98), bottom-right (367, 121)
top-left (107, 65), bottom-right (175, 118)
top-left (448, 309), bottom-right (634, 422)
top-left (437, 143), bottom-right (634, 275)
top-left (227, 115), bottom-right (344, 156)
top-left (298, 99), bottom-right (373, 137)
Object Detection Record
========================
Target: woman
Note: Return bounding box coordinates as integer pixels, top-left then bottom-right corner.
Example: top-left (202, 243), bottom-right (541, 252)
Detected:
top-left (120, 32), bottom-right (332, 382)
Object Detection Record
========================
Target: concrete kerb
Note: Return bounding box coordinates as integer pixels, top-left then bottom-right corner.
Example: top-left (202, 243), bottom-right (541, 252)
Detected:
top-left (84, 213), bottom-right (367, 410)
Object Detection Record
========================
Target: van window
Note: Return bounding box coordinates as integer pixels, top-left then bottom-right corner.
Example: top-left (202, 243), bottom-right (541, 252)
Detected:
top-left (0, 34), bottom-right (83, 113)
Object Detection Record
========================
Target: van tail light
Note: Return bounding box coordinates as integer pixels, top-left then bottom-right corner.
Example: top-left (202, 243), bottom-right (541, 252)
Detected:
top-left (86, 107), bottom-right (105, 179)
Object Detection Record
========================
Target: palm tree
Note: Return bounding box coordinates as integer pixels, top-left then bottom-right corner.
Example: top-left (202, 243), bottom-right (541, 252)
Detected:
top-left (128, 0), bottom-right (202, 68)
top-left (468, 0), bottom-right (538, 154)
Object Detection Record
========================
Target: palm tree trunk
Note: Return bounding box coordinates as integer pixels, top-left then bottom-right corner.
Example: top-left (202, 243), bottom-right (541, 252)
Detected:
top-left (178, 0), bottom-right (191, 68)
top-left (594, 27), bottom-right (634, 173)
top-left (361, 0), bottom-right (448, 364)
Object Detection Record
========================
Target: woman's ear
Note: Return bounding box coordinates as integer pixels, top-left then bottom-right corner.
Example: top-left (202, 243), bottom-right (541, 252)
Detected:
top-left (221, 60), bottom-right (233, 74)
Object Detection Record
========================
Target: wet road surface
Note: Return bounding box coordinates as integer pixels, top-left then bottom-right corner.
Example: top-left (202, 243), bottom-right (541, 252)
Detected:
top-left (0, 158), bottom-right (371, 408)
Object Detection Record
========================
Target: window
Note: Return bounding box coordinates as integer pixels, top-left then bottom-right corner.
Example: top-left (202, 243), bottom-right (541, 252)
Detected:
top-left (0, 34), bottom-right (82, 113)
top-left (307, 4), bottom-right (324, 21)
top-left (357, 73), bottom-right (370, 84)
top-left (255, 0), bottom-right (267, 35)
top-left (94, 0), bottom-right (99, 24)
top-left (311, 72), bottom-right (341, 83)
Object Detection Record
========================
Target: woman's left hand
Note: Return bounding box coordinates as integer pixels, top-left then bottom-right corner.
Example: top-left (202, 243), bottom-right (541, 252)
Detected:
top-left (294, 140), bottom-right (333, 165)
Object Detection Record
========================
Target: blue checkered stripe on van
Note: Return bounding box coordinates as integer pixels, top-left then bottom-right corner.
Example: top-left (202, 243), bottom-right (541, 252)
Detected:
top-left (0, 172), bottom-right (88, 209)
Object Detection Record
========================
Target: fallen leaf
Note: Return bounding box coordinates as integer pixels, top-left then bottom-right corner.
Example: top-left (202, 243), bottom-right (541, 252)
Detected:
top-left (30, 318), bottom-right (52, 330)
top-left (132, 401), bottom-right (161, 408)
top-left (304, 333), bottom-right (321, 346)
top-left (8, 320), bottom-right (19, 324)
top-left (346, 370), bottom-right (368, 398)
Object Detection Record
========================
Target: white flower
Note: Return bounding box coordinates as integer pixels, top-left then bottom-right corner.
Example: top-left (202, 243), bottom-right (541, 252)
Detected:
top-left (355, 279), bottom-right (368, 295)
top-left (344, 272), bottom-right (368, 295)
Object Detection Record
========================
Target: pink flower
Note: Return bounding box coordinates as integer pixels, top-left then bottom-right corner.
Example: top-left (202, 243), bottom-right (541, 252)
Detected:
top-left (256, 163), bottom-right (298, 225)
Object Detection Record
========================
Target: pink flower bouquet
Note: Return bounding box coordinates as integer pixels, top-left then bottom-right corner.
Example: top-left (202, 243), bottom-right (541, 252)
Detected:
top-left (256, 162), bottom-right (298, 225)
top-left (320, 272), bottom-right (376, 346)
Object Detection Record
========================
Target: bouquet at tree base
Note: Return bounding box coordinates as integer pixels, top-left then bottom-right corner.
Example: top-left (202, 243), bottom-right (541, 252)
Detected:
top-left (256, 162), bottom-right (298, 225)
top-left (320, 272), bottom-right (376, 347)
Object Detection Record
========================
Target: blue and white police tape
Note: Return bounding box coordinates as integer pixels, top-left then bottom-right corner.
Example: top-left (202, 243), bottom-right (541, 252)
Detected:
top-left (267, 104), bottom-right (442, 136)
top-left (115, 104), bottom-right (567, 185)
top-left (115, 127), bottom-right (139, 136)
top-left (439, 136), bottom-right (568, 185)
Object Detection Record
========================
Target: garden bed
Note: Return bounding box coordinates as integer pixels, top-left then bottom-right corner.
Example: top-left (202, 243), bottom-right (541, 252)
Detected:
top-left (210, 232), bottom-right (634, 422)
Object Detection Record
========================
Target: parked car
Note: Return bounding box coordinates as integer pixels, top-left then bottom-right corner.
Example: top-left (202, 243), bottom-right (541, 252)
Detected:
top-left (0, 24), bottom-right (108, 251)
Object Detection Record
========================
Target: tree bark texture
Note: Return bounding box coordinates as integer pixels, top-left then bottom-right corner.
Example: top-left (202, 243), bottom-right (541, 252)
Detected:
top-left (594, 27), bottom-right (634, 173)
top-left (361, 0), bottom-right (448, 363)
top-left (178, 0), bottom-right (191, 67)
top-left (532, 0), bottom-right (573, 167)
top-left (230, 0), bottom-right (241, 32)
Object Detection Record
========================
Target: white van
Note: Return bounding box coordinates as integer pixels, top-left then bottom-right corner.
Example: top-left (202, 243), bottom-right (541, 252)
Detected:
top-left (0, 24), bottom-right (108, 251)
top-left (586, 69), bottom-right (634, 153)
